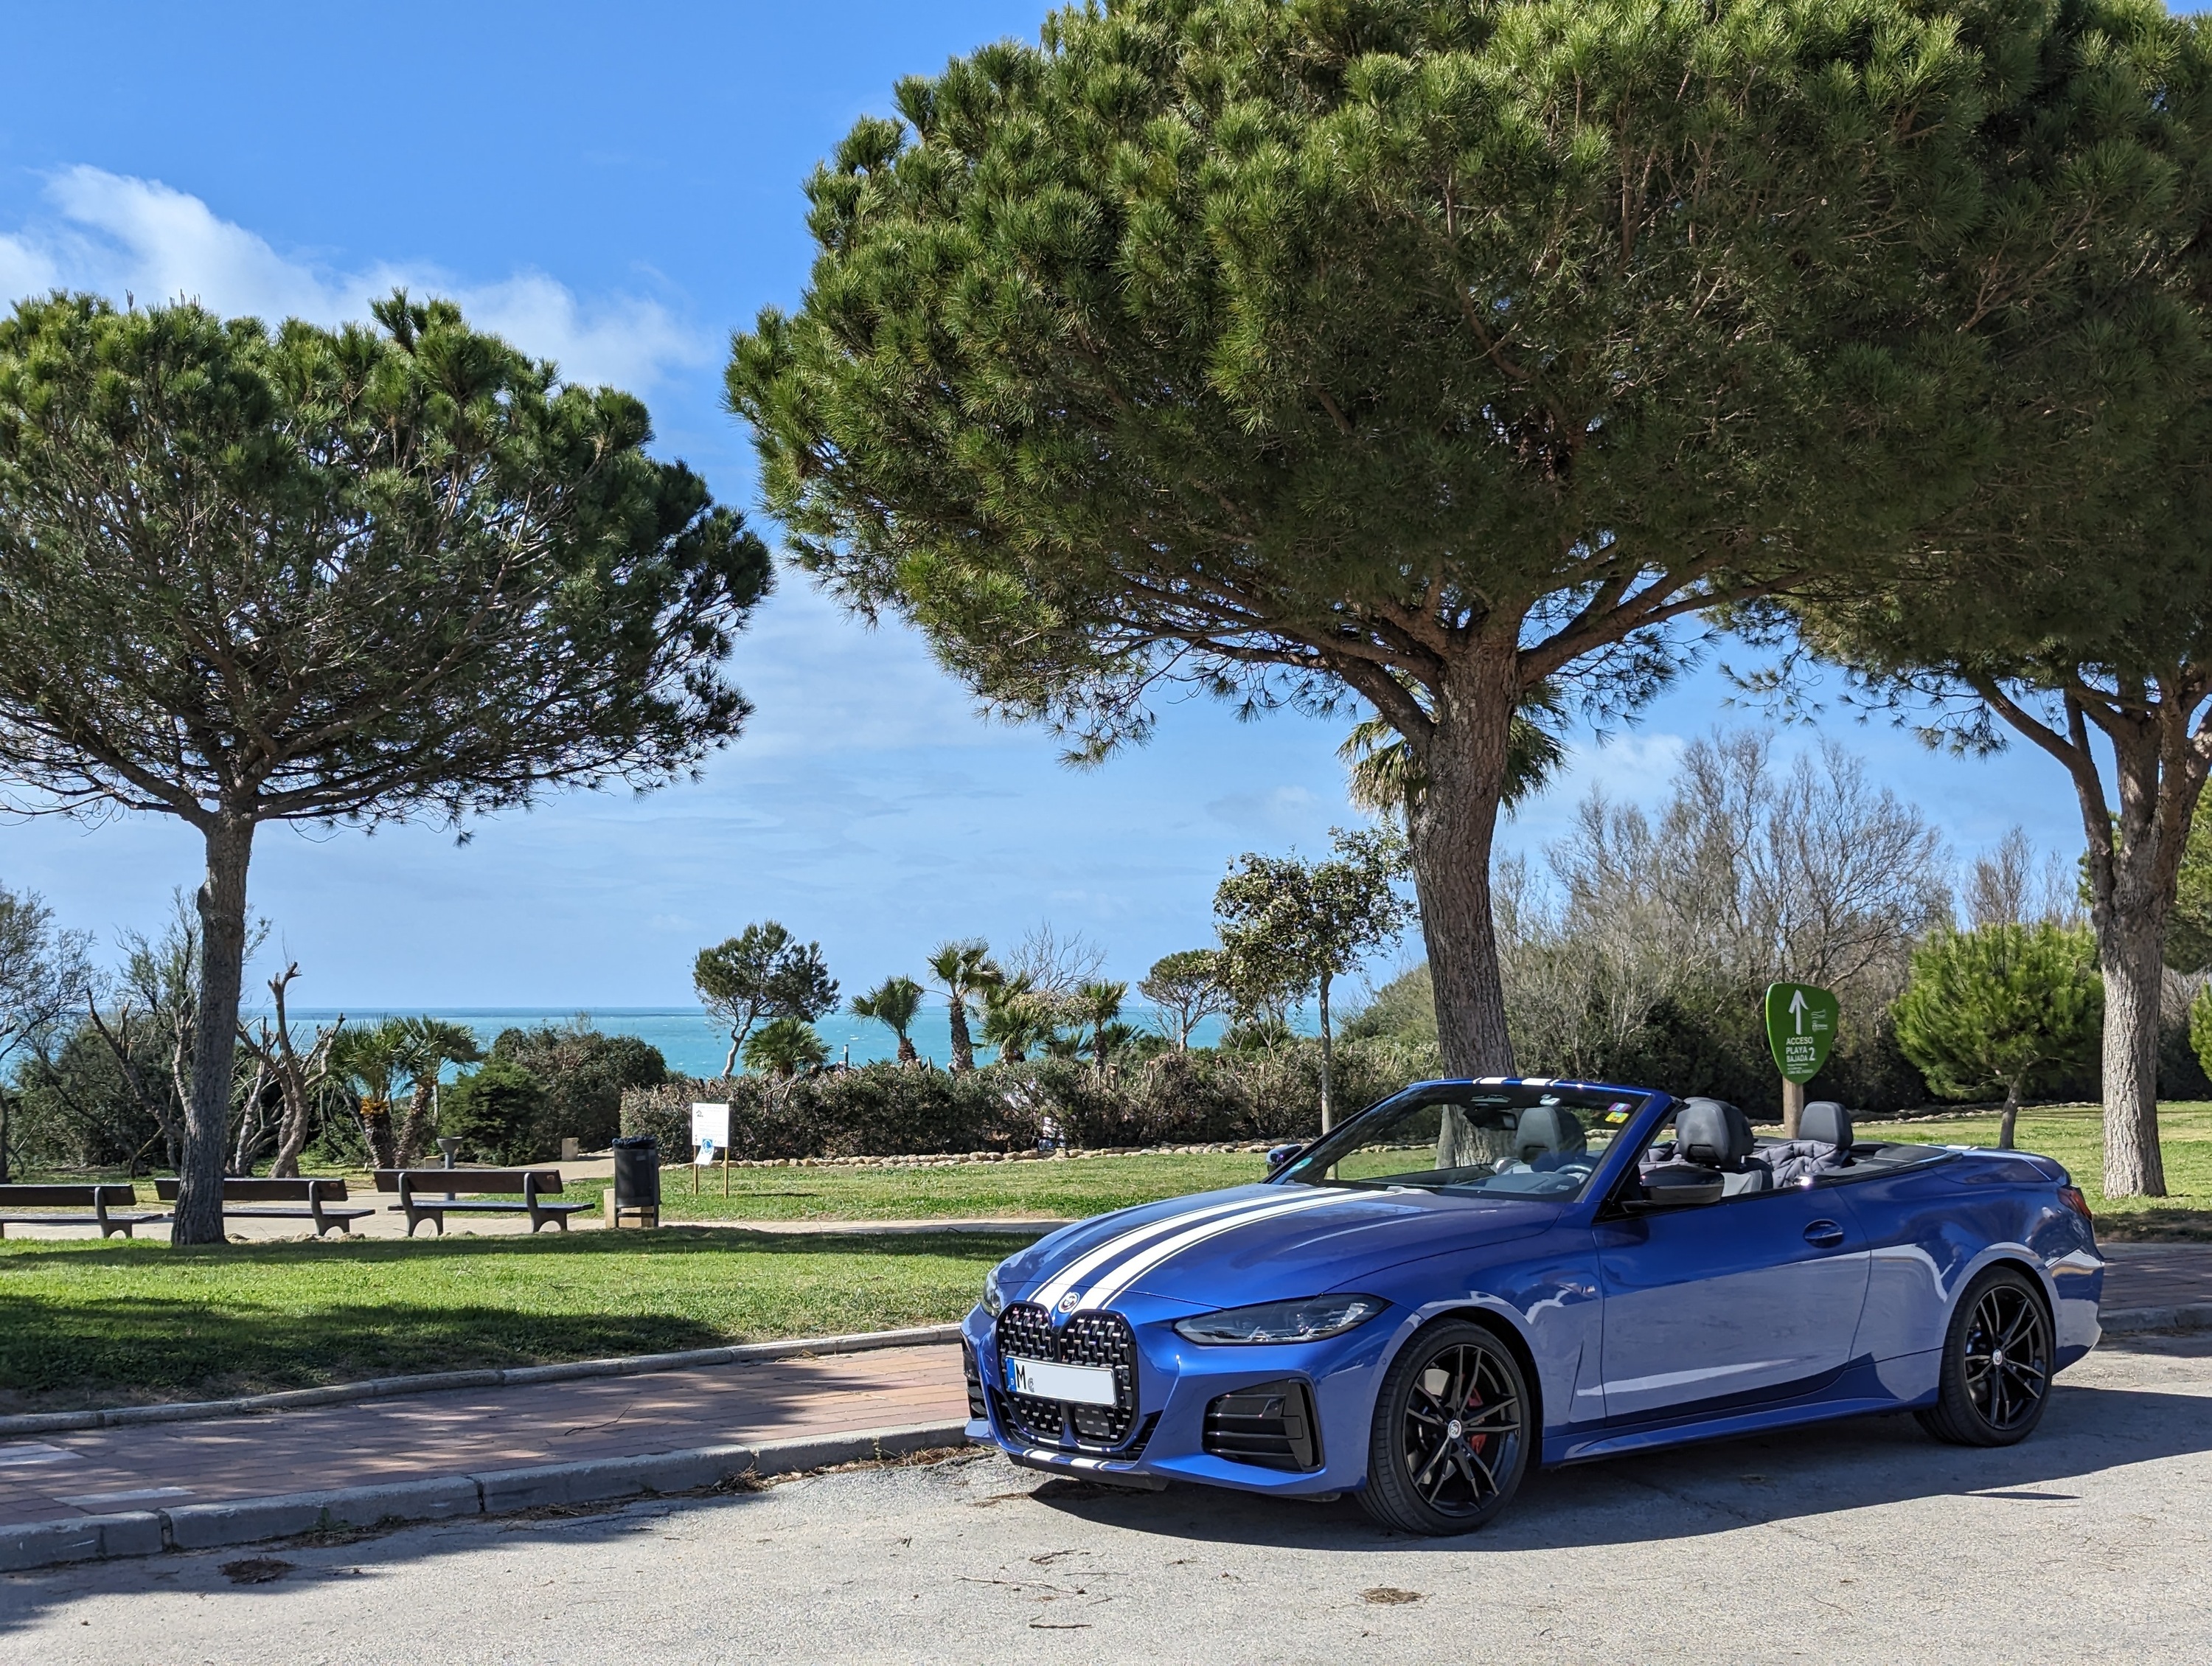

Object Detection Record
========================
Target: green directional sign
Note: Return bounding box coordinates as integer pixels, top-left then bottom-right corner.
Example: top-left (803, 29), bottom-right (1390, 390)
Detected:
top-left (1765, 982), bottom-right (1839, 1085)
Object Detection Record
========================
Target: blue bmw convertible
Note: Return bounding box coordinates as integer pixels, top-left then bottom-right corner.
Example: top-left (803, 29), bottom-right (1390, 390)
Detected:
top-left (961, 1078), bottom-right (2104, 1535)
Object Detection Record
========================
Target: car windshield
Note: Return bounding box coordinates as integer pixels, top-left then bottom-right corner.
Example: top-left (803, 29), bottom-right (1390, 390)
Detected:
top-left (1276, 1084), bottom-right (1649, 1201)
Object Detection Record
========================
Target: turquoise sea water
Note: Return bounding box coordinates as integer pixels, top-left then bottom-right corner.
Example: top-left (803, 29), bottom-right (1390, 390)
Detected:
top-left (271, 1002), bottom-right (1245, 1079)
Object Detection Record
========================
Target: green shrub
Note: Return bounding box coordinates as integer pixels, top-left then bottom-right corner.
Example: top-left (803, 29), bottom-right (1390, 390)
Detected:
top-left (620, 1038), bottom-right (1444, 1161)
top-left (440, 1060), bottom-right (548, 1165)
top-left (490, 1021), bottom-right (667, 1156)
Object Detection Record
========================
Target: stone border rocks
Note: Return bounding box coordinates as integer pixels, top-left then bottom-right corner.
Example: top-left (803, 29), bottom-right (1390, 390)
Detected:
top-left (0, 1420), bottom-right (973, 1574)
top-left (2099, 1303), bottom-right (2212, 1336)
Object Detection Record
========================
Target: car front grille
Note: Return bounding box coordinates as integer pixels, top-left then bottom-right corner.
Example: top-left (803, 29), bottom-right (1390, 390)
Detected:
top-left (993, 1302), bottom-right (1141, 1450)
top-left (1203, 1378), bottom-right (1321, 1472)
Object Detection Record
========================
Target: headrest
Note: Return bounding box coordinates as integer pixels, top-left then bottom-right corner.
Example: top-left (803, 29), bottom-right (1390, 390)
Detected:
top-left (1674, 1099), bottom-right (1753, 1168)
top-left (1800, 1100), bottom-right (1853, 1150)
top-left (1513, 1106), bottom-right (1585, 1163)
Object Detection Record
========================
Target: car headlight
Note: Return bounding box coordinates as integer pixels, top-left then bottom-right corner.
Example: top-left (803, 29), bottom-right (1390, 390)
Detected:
top-left (1173, 1294), bottom-right (1384, 1346)
top-left (982, 1265), bottom-right (1007, 1318)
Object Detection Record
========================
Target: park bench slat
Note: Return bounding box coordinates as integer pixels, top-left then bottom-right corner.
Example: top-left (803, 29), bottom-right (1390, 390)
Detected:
top-left (0, 1184), bottom-right (167, 1239)
top-left (371, 1169), bottom-right (586, 1237)
top-left (150, 1177), bottom-right (373, 1237)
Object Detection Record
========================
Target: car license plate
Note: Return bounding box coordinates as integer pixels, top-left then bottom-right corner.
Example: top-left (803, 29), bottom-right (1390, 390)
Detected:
top-left (1004, 1356), bottom-right (1119, 1406)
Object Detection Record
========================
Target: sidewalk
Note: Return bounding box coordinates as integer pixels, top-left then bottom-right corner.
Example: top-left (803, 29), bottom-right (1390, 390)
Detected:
top-left (2101, 1241), bottom-right (2212, 1311)
top-left (0, 1344), bottom-right (967, 1531)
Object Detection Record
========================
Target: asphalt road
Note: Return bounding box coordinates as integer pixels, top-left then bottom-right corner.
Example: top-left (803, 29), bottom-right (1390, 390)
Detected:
top-left (4, 1334), bottom-right (2210, 1665)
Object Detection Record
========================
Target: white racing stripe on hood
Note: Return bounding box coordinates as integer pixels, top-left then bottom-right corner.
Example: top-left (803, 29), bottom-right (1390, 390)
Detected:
top-left (1031, 1193), bottom-right (1286, 1312)
top-left (1076, 1189), bottom-right (1351, 1311)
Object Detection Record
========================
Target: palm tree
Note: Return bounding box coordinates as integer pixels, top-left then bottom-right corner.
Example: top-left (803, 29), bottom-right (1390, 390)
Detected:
top-left (1073, 980), bottom-right (1128, 1077)
top-left (393, 1016), bottom-right (485, 1167)
top-left (329, 1017), bottom-right (411, 1168)
top-left (1340, 680), bottom-right (1568, 820)
top-left (851, 975), bottom-right (925, 1063)
top-left (982, 974), bottom-right (1057, 1063)
top-left (744, 1016), bottom-right (830, 1080)
top-left (927, 940), bottom-right (1001, 1072)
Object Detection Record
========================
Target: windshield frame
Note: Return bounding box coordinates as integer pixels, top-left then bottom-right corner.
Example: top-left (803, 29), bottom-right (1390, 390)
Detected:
top-left (1273, 1080), bottom-right (1663, 1203)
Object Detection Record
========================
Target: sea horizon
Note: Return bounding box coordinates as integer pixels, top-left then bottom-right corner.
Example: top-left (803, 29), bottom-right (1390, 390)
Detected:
top-left (252, 1002), bottom-right (1279, 1079)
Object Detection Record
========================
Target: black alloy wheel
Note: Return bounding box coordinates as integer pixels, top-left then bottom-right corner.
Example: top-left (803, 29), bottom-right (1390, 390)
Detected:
top-left (1360, 1319), bottom-right (1531, 1535)
top-left (1917, 1265), bottom-right (2054, 1447)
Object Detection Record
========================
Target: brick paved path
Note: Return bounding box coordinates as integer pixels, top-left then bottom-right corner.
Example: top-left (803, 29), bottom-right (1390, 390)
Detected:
top-left (0, 1347), bottom-right (967, 1530)
top-left (2101, 1242), bottom-right (2212, 1311)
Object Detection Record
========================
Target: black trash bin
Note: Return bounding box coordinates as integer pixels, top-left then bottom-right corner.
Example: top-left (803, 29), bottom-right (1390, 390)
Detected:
top-left (610, 1134), bottom-right (661, 1228)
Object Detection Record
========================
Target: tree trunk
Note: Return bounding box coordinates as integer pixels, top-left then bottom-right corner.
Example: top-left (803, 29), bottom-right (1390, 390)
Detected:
top-left (270, 1086), bottom-right (311, 1179)
top-left (1405, 643), bottom-right (1520, 1077)
top-left (948, 999), bottom-right (975, 1072)
top-left (359, 1099), bottom-right (397, 1167)
top-left (395, 1082), bottom-right (434, 1170)
top-left (2066, 698), bottom-right (2190, 1201)
top-left (1317, 971), bottom-right (1335, 1134)
top-left (175, 816), bottom-right (255, 1245)
top-left (2095, 907), bottom-right (2168, 1195)
top-left (1997, 1079), bottom-right (2021, 1152)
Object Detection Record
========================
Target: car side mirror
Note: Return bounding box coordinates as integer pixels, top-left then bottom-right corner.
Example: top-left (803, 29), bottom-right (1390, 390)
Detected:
top-left (1266, 1142), bottom-right (1306, 1174)
top-left (1623, 1167), bottom-right (1725, 1212)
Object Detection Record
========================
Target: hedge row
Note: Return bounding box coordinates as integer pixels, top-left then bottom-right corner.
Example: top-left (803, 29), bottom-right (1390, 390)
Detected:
top-left (618, 1038), bottom-right (1444, 1160)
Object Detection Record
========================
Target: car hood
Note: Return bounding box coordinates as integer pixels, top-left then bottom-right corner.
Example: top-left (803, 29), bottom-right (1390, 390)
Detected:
top-left (995, 1183), bottom-right (1559, 1314)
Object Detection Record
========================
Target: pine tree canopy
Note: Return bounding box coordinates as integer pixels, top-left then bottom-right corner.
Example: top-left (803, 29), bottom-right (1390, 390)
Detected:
top-left (731, 0), bottom-right (2198, 1076)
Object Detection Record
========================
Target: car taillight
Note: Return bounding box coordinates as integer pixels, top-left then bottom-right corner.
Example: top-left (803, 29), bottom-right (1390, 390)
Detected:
top-left (2058, 1186), bottom-right (2093, 1224)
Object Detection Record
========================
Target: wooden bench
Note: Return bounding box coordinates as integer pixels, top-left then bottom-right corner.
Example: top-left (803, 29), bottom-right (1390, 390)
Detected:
top-left (372, 1169), bottom-right (587, 1236)
top-left (153, 1177), bottom-right (374, 1238)
top-left (0, 1184), bottom-right (169, 1239)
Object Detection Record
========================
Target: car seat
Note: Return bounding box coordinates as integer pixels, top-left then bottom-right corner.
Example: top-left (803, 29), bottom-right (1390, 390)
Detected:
top-left (1512, 1105), bottom-right (1586, 1167)
top-left (1799, 1100), bottom-right (1854, 1163)
top-left (1672, 1098), bottom-right (1770, 1195)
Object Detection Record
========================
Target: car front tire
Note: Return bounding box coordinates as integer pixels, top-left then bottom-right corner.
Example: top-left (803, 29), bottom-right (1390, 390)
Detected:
top-left (1360, 1319), bottom-right (1531, 1535)
top-left (1916, 1264), bottom-right (2054, 1447)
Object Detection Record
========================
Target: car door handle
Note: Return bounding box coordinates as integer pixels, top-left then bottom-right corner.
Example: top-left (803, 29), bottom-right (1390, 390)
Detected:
top-left (1803, 1220), bottom-right (1846, 1249)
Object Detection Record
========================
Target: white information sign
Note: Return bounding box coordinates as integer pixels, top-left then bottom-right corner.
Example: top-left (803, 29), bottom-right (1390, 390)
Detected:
top-left (690, 1102), bottom-right (730, 1165)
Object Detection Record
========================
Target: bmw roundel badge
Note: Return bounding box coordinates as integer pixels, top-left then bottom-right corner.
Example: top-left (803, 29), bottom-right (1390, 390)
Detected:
top-left (1057, 1291), bottom-right (1081, 1314)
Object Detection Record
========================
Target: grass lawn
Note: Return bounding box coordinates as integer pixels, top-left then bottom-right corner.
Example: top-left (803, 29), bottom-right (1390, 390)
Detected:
top-left (587, 1150), bottom-right (1273, 1225)
top-left (0, 1228), bottom-right (1009, 1414)
top-left (1874, 1100), bottom-right (2212, 1241)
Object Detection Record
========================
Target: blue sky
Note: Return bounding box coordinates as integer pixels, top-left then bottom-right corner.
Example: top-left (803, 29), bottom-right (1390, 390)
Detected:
top-left (0, 1), bottom-right (2089, 1007)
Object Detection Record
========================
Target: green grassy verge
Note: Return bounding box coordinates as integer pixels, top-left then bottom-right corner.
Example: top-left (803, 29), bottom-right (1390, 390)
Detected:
top-left (1875, 1100), bottom-right (2212, 1240)
top-left (592, 1150), bottom-right (1272, 1224)
top-left (0, 1229), bottom-right (1009, 1414)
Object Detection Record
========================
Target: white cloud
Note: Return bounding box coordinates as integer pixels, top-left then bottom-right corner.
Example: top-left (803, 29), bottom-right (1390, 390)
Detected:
top-left (1, 166), bottom-right (704, 391)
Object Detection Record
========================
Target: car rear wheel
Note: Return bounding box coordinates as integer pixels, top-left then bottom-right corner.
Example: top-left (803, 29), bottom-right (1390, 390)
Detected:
top-left (1916, 1265), bottom-right (2053, 1447)
top-left (1360, 1319), bottom-right (1530, 1535)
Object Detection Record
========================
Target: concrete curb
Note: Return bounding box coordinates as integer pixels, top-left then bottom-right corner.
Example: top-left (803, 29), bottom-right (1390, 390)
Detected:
top-left (2098, 1302), bottom-right (2212, 1336)
top-left (0, 1420), bottom-right (973, 1574)
top-left (0, 1322), bottom-right (964, 1437)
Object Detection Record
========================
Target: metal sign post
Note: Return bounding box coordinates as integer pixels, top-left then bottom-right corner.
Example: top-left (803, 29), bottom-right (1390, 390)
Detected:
top-left (1764, 982), bottom-right (1839, 1137)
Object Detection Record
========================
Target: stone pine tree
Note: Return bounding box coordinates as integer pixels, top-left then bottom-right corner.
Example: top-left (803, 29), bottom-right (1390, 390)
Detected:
top-left (1138, 950), bottom-right (1228, 1051)
top-left (0, 293), bottom-right (771, 1243)
top-left (694, 923), bottom-right (841, 1075)
top-left (1893, 926), bottom-right (2103, 1152)
top-left (1791, 10), bottom-right (2212, 1195)
top-left (729, 0), bottom-right (2171, 1079)
top-left (1215, 827), bottom-right (1413, 1131)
